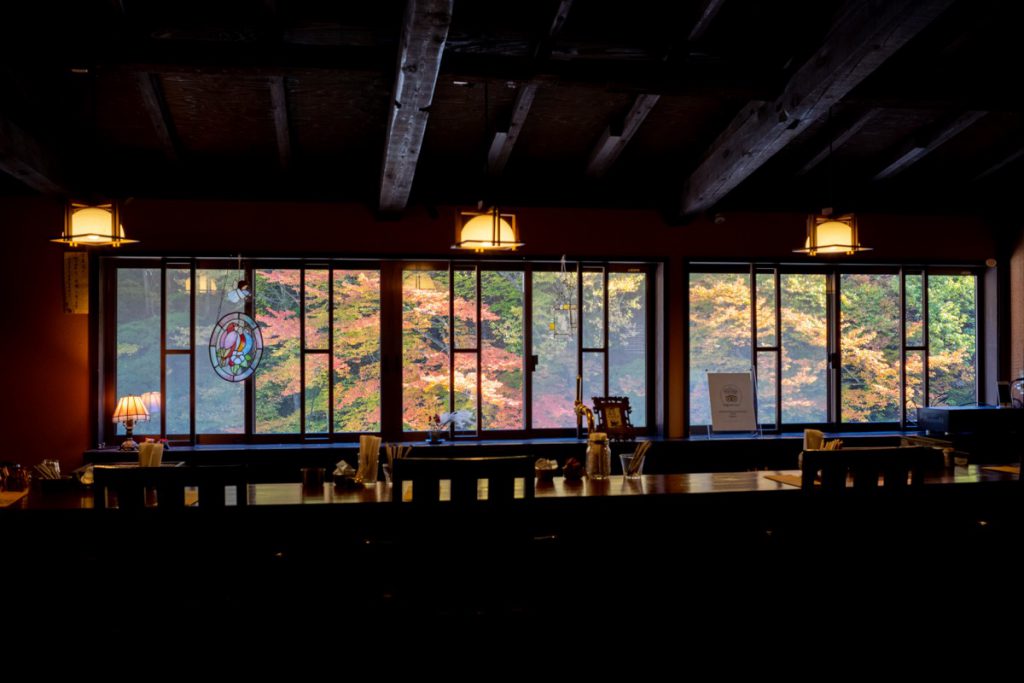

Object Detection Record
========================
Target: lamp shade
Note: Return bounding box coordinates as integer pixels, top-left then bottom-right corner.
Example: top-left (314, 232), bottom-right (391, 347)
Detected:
top-left (112, 395), bottom-right (150, 424)
top-left (453, 207), bottom-right (523, 252)
top-left (52, 202), bottom-right (137, 247)
top-left (794, 212), bottom-right (871, 256)
top-left (140, 391), bottom-right (161, 414)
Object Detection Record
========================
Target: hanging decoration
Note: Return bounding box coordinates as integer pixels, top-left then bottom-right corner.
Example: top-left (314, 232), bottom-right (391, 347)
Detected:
top-left (209, 311), bottom-right (264, 382)
top-left (550, 255), bottom-right (577, 337)
top-left (226, 254), bottom-right (252, 303)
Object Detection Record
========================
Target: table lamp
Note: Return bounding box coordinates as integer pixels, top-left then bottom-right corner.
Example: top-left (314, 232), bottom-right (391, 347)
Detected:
top-left (112, 395), bottom-right (150, 451)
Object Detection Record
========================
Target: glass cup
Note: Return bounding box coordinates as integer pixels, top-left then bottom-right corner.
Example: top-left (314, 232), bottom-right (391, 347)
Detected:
top-left (620, 452), bottom-right (645, 479)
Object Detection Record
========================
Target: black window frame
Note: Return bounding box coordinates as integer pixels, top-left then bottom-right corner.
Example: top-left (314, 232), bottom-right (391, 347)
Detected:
top-left (685, 261), bottom-right (983, 434)
top-left (100, 256), bottom-right (657, 446)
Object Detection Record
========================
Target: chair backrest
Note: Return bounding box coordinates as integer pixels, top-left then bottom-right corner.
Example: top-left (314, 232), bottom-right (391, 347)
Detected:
top-left (390, 455), bottom-right (535, 502)
top-left (93, 465), bottom-right (248, 509)
top-left (801, 447), bottom-right (943, 493)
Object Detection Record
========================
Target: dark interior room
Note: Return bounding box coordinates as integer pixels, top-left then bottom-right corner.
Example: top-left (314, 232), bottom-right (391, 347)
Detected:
top-left (2, 0), bottom-right (1023, 663)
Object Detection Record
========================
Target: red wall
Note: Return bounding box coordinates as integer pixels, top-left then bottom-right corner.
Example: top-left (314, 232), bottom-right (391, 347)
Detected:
top-left (2, 198), bottom-right (91, 472)
top-left (0, 196), bottom-right (1000, 470)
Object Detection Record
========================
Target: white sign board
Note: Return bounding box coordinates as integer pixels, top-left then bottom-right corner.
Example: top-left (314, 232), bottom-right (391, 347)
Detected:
top-left (707, 372), bottom-right (757, 432)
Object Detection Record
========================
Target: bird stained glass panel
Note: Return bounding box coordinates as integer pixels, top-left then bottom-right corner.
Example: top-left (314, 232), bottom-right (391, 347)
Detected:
top-left (209, 312), bottom-right (264, 382)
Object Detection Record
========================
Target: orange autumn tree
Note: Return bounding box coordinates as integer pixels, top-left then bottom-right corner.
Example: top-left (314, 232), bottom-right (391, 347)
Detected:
top-left (402, 270), bottom-right (524, 432)
top-left (254, 268), bottom-right (381, 433)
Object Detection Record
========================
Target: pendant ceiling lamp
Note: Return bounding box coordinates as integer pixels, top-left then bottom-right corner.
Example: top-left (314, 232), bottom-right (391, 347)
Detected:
top-left (52, 201), bottom-right (137, 248)
top-left (795, 208), bottom-right (870, 256)
top-left (453, 204), bottom-right (523, 252)
top-left (795, 107), bottom-right (869, 257)
top-left (452, 79), bottom-right (523, 252)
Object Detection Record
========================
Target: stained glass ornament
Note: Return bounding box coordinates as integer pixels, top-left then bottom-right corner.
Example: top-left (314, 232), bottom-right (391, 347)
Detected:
top-left (226, 279), bottom-right (251, 304)
top-left (209, 312), bottom-right (264, 382)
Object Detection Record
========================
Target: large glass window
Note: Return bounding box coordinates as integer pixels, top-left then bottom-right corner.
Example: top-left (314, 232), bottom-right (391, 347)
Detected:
top-left (780, 273), bottom-right (827, 423)
top-left (108, 259), bottom-right (653, 444)
top-left (254, 268), bottom-right (301, 434)
top-left (688, 271), bottom-right (752, 426)
top-left (688, 264), bottom-right (979, 430)
top-left (116, 268), bottom-right (161, 437)
top-left (333, 270), bottom-right (381, 432)
top-left (195, 269), bottom-right (245, 434)
top-left (927, 274), bottom-right (977, 406)
top-left (402, 268), bottom-right (450, 432)
top-left (841, 273), bottom-right (900, 422)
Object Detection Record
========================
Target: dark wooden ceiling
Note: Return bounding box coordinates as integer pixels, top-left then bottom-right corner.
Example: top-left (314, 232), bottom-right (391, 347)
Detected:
top-left (1, 0), bottom-right (1023, 218)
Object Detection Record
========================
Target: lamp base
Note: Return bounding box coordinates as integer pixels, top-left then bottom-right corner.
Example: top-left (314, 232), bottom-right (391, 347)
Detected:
top-left (120, 438), bottom-right (139, 451)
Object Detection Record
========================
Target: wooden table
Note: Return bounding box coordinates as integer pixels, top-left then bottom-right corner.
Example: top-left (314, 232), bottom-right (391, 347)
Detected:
top-left (6, 464), bottom-right (1016, 510)
top-left (5, 464), bottom-right (1021, 654)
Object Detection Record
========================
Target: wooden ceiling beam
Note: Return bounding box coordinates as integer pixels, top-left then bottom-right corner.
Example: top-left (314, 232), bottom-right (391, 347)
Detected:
top-left (379, 0), bottom-right (452, 213)
top-left (687, 0), bottom-right (728, 42)
top-left (874, 110), bottom-right (986, 180)
top-left (797, 108), bottom-right (882, 175)
top-left (0, 115), bottom-right (67, 194)
top-left (680, 0), bottom-right (957, 218)
top-left (487, 82), bottom-right (538, 177)
top-left (586, 94), bottom-right (660, 178)
top-left (136, 72), bottom-right (180, 162)
top-left (269, 75), bottom-right (291, 171)
top-left (532, 0), bottom-right (574, 59)
top-left (973, 144), bottom-right (1024, 183)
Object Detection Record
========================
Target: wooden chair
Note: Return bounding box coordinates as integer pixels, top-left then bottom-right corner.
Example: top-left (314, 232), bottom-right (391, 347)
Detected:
top-left (801, 446), bottom-right (944, 493)
top-left (390, 455), bottom-right (535, 502)
top-left (93, 464), bottom-right (248, 509)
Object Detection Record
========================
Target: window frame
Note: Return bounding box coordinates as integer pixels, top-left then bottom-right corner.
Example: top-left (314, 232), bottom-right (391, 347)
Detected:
top-left (101, 256), bottom-right (657, 446)
top-left (686, 261), bottom-right (982, 434)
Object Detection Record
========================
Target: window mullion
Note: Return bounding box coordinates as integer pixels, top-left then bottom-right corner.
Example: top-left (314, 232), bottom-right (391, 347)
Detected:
top-left (475, 266), bottom-right (482, 436)
top-left (922, 272), bottom-right (930, 407)
top-left (328, 267), bottom-right (334, 436)
top-left (189, 263), bottom-right (196, 445)
top-left (299, 266), bottom-right (307, 437)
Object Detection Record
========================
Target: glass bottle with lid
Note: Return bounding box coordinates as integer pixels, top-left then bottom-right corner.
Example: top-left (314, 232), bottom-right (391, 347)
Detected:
top-left (585, 432), bottom-right (611, 480)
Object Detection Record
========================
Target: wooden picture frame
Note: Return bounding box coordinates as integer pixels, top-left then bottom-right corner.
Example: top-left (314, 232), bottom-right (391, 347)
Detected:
top-left (592, 396), bottom-right (637, 440)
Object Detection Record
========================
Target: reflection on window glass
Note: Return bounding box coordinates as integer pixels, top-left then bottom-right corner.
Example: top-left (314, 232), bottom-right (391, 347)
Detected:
top-left (117, 268), bottom-right (161, 435)
top-left (608, 272), bottom-right (646, 427)
top-left (453, 353), bottom-right (478, 431)
top-left (305, 270), bottom-right (329, 350)
top-left (403, 270), bottom-right (450, 431)
top-left (781, 273), bottom-right (827, 423)
top-left (757, 351), bottom-right (777, 426)
top-left (254, 269), bottom-right (300, 434)
top-left (756, 272), bottom-right (776, 348)
top-left (305, 353), bottom-right (329, 434)
top-left (165, 354), bottom-right (189, 435)
top-left (583, 271), bottom-right (604, 349)
top-left (532, 271), bottom-right (578, 428)
top-left (166, 269), bottom-right (190, 350)
top-left (841, 274), bottom-right (900, 422)
top-left (928, 275), bottom-right (976, 406)
top-left (905, 273), bottom-right (923, 347)
top-left (583, 351), bottom-right (604, 413)
top-left (905, 350), bottom-right (925, 423)
top-left (480, 271), bottom-right (523, 430)
top-left (333, 270), bottom-right (381, 432)
top-left (196, 269), bottom-right (244, 434)
top-left (689, 272), bottom-right (750, 426)
top-left (454, 269), bottom-right (477, 350)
